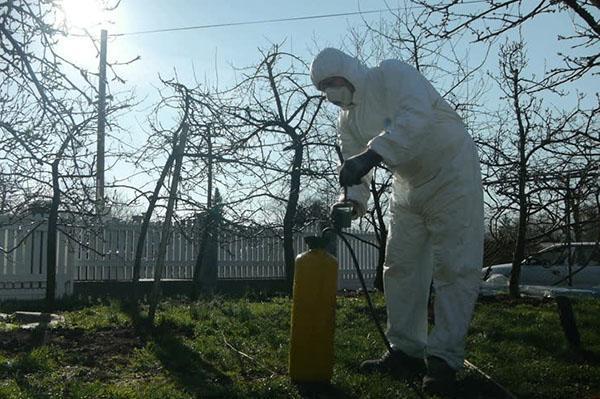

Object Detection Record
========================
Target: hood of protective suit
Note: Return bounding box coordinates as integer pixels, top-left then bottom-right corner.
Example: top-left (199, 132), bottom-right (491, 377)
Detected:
top-left (310, 48), bottom-right (369, 105)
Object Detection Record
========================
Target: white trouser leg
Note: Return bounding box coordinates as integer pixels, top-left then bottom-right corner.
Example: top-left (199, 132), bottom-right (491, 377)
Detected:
top-left (384, 207), bottom-right (432, 359)
top-left (425, 149), bottom-right (484, 370)
top-left (426, 208), bottom-right (483, 369)
top-left (427, 273), bottom-right (480, 369)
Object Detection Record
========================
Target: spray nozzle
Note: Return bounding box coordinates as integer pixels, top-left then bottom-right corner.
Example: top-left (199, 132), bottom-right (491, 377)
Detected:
top-left (331, 186), bottom-right (353, 230)
top-left (331, 201), bottom-right (353, 230)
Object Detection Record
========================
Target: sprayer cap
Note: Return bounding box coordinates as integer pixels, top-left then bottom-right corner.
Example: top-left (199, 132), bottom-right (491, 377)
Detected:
top-left (304, 235), bottom-right (328, 250)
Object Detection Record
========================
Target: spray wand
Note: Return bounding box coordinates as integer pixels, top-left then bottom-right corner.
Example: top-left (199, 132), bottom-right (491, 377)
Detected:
top-left (324, 189), bottom-right (422, 396)
top-left (326, 186), bottom-right (394, 353)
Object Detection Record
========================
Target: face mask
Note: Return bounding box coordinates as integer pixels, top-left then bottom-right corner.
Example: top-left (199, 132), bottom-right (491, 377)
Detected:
top-left (324, 86), bottom-right (353, 109)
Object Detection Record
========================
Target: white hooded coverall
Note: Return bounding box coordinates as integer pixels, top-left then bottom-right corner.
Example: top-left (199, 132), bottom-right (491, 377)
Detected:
top-left (310, 48), bottom-right (484, 370)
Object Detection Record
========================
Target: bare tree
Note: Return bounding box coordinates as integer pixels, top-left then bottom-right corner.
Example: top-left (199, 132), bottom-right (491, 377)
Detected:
top-left (406, 0), bottom-right (600, 91)
top-left (480, 39), bottom-right (599, 297)
top-left (0, 0), bottom-right (132, 309)
top-left (128, 75), bottom-right (267, 299)
top-left (148, 123), bottom-right (188, 324)
top-left (216, 46), bottom-right (328, 291)
top-left (130, 79), bottom-right (191, 289)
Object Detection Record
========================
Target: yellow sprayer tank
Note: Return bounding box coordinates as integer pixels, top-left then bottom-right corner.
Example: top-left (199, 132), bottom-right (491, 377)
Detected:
top-left (289, 236), bottom-right (338, 383)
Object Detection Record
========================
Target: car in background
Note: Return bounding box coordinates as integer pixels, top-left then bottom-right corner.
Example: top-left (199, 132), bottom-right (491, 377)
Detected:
top-left (482, 242), bottom-right (600, 288)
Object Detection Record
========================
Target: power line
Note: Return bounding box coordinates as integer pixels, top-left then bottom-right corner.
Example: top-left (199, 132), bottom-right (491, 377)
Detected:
top-left (82, 1), bottom-right (485, 38)
top-left (108, 8), bottom-right (398, 37)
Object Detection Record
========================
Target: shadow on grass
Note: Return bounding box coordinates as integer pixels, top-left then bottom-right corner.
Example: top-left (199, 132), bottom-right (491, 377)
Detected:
top-left (294, 382), bottom-right (358, 399)
top-left (118, 300), bottom-right (358, 398)
top-left (457, 371), bottom-right (516, 399)
top-left (475, 296), bottom-right (600, 367)
top-left (481, 325), bottom-right (600, 367)
top-left (567, 348), bottom-right (600, 366)
top-left (119, 300), bottom-right (235, 398)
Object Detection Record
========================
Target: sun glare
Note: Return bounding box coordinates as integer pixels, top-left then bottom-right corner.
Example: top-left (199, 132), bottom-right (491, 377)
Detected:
top-left (57, 0), bottom-right (110, 69)
top-left (60, 0), bottom-right (107, 32)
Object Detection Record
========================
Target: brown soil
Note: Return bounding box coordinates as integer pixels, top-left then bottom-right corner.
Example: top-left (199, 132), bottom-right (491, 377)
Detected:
top-left (0, 326), bottom-right (144, 365)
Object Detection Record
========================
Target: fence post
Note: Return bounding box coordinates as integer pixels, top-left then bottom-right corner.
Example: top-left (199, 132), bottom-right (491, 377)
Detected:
top-left (201, 220), bottom-right (218, 292)
top-left (195, 208), bottom-right (221, 294)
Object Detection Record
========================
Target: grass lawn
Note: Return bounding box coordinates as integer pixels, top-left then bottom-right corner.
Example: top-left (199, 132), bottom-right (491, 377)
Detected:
top-left (1, 293), bottom-right (599, 398)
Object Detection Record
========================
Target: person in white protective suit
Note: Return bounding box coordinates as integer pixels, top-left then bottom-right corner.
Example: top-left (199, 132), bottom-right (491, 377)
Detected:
top-left (310, 48), bottom-right (484, 395)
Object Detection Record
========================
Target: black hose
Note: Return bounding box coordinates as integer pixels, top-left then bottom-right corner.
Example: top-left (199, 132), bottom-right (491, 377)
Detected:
top-left (323, 227), bottom-right (392, 353)
top-left (322, 227), bottom-right (426, 399)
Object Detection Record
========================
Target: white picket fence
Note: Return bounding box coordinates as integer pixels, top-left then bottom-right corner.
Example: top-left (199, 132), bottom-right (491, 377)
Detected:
top-left (0, 219), bottom-right (379, 300)
top-left (0, 218), bottom-right (73, 301)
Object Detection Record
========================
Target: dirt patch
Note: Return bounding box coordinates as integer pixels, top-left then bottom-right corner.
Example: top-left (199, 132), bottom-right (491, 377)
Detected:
top-left (0, 329), bottom-right (36, 354)
top-left (0, 327), bottom-right (144, 366)
top-left (51, 327), bottom-right (144, 367)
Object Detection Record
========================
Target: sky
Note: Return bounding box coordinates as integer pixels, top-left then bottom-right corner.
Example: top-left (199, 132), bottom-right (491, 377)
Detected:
top-left (62, 0), bottom-right (409, 115)
top-left (55, 0), bottom-right (598, 208)
top-left (58, 0), bottom-right (598, 96)
top-left (58, 0), bottom-right (421, 193)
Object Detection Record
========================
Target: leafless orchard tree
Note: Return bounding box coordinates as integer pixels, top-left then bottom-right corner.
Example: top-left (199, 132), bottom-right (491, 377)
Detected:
top-left (147, 120), bottom-right (188, 324)
top-left (0, 0), bottom-right (132, 309)
top-left (127, 71), bottom-right (309, 303)
top-left (125, 78), bottom-right (226, 302)
top-left (479, 39), bottom-right (598, 297)
top-left (407, 0), bottom-right (600, 91)
top-left (168, 81), bottom-right (232, 298)
top-left (126, 79), bottom-right (192, 301)
top-left (214, 46), bottom-right (331, 291)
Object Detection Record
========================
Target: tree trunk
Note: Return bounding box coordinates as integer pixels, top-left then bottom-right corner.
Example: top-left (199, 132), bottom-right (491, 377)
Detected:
top-left (509, 68), bottom-right (528, 299)
top-left (45, 159), bottom-right (61, 311)
top-left (283, 145), bottom-right (303, 293)
top-left (509, 205), bottom-right (527, 298)
top-left (572, 190), bottom-right (582, 242)
top-left (148, 124), bottom-right (188, 324)
top-left (191, 217), bottom-right (210, 300)
top-left (131, 134), bottom-right (178, 297)
top-left (370, 179), bottom-right (387, 292)
top-left (555, 296), bottom-right (582, 352)
top-left (374, 229), bottom-right (387, 292)
top-left (565, 183), bottom-right (574, 286)
top-left (191, 126), bottom-right (214, 299)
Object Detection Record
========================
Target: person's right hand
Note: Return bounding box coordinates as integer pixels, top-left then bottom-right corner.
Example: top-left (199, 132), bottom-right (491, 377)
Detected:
top-left (338, 149), bottom-right (382, 186)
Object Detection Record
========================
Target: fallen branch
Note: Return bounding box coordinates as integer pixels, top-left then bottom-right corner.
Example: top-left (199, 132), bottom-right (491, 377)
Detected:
top-left (464, 359), bottom-right (517, 399)
top-left (221, 332), bottom-right (277, 377)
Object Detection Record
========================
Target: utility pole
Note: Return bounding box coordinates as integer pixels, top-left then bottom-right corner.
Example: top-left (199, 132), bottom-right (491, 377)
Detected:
top-left (96, 29), bottom-right (107, 215)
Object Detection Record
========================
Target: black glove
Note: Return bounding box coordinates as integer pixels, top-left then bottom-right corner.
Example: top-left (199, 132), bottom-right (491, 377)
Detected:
top-left (339, 149), bottom-right (382, 186)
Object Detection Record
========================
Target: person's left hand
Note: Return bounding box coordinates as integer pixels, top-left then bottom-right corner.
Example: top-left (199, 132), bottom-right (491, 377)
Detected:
top-left (339, 149), bottom-right (382, 186)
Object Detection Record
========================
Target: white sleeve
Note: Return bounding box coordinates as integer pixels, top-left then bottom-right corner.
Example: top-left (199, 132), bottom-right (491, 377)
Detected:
top-left (367, 61), bottom-right (434, 168)
top-left (338, 118), bottom-right (371, 217)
